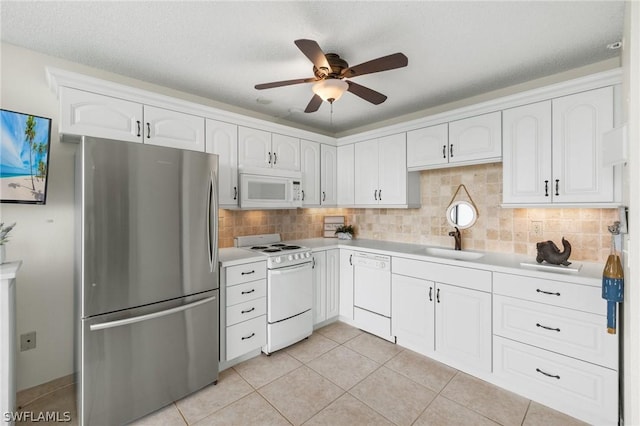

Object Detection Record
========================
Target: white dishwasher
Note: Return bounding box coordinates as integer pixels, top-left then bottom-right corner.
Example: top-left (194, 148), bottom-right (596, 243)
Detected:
top-left (353, 252), bottom-right (393, 341)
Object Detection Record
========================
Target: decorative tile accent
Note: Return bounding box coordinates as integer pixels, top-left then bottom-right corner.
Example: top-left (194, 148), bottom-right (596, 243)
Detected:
top-left (219, 164), bottom-right (617, 262)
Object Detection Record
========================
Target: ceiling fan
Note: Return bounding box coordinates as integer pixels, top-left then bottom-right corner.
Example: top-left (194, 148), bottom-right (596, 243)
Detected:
top-left (255, 39), bottom-right (408, 113)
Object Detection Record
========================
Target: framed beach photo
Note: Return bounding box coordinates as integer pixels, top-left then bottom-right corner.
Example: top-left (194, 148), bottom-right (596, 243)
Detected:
top-left (1, 109), bottom-right (52, 204)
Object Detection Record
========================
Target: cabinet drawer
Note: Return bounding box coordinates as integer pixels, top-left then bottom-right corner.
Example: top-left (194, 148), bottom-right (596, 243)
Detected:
top-left (494, 295), bottom-right (617, 369)
top-left (226, 261), bottom-right (267, 286)
top-left (493, 336), bottom-right (617, 426)
top-left (226, 315), bottom-right (266, 360)
top-left (226, 279), bottom-right (266, 306)
top-left (393, 257), bottom-right (491, 293)
top-left (227, 297), bottom-right (266, 326)
top-left (493, 272), bottom-right (603, 314)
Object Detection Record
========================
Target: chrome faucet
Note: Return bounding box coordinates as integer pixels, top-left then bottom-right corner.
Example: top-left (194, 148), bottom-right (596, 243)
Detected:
top-left (448, 227), bottom-right (461, 250)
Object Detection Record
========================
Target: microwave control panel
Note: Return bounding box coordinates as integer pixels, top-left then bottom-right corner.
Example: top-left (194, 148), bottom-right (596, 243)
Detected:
top-left (292, 180), bottom-right (302, 201)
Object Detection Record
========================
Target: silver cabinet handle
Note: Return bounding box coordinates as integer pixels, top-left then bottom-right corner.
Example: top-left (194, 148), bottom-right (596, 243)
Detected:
top-left (241, 289), bottom-right (255, 295)
top-left (378, 189), bottom-right (381, 201)
top-left (349, 254), bottom-right (352, 265)
top-left (429, 287), bottom-right (433, 301)
top-left (555, 179), bottom-right (560, 196)
top-left (436, 288), bottom-right (440, 303)
top-left (136, 120), bottom-right (141, 137)
top-left (146, 122), bottom-right (151, 138)
top-left (233, 186), bottom-right (238, 200)
top-left (301, 190), bottom-right (305, 201)
top-left (536, 289), bottom-right (560, 296)
top-left (241, 270), bottom-right (255, 275)
top-left (544, 180), bottom-right (549, 197)
top-left (442, 145), bottom-right (446, 158)
top-left (374, 190), bottom-right (378, 200)
top-left (241, 307), bottom-right (255, 314)
top-left (273, 152), bottom-right (277, 165)
top-left (450, 144), bottom-right (453, 158)
top-left (241, 332), bottom-right (255, 340)
top-left (90, 296), bottom-right (216, 331)
top-left (322, 192), bottom-right (326, 202)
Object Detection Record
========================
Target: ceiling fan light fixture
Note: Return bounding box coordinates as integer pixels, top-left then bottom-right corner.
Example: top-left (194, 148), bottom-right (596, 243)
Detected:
top-left (312, 79), bottom-right (349, 103)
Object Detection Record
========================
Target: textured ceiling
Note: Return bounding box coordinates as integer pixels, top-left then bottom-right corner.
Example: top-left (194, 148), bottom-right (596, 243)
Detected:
top-left (0, 1), bottom-right (624, 136)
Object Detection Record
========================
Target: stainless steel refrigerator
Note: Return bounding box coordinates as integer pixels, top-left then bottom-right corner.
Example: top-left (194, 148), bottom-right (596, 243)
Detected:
top-left (75, 137), bottom-right (219, 425)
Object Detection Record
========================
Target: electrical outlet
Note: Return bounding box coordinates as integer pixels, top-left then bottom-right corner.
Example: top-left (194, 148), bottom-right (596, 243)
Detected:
top-left (20, 331), bottom-right (36, 351)
top-left (531, 221), bottom-right (543, 237)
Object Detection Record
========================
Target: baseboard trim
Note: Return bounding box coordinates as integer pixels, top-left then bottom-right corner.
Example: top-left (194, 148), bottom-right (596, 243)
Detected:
top-left (16, 373), bottom-right (75, 409)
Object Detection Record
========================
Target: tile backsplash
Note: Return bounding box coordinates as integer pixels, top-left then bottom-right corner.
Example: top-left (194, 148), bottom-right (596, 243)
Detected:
top-left (219, 163), bottom-right (618, 263)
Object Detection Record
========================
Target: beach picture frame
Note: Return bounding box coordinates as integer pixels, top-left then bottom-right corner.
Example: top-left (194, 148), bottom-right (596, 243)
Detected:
top-left (1, 109), bottom-right (52, 204)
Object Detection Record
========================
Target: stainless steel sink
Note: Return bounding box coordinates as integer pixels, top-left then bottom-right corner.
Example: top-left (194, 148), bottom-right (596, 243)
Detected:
top-left (419, 247), bottom-right (485, 261)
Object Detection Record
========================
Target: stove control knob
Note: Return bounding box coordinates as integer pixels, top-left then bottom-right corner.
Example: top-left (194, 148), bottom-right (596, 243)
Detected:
top-left (275, 257), bottom-right (282, 264)
top-left (288, 255), bottom-right (293, 261)
top-left (305, 252), bottom-right (310, 258)
top-left (294, 253), bottom-right (299, 260)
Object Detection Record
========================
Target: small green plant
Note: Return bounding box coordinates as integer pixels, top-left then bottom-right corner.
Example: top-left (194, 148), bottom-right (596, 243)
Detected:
top-left (335, 224), bottom-right (355, 236)
top-left (0, 222), bottom-right (16, 245)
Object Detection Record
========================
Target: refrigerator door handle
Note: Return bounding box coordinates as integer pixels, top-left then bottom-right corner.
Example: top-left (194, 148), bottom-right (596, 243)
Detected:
top-left (208, 171), bottom-right (219, 272)
top-left (89, 296), bottom-right (216, 331)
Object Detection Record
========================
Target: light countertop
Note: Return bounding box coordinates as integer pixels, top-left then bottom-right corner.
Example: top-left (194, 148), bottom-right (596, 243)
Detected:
top-left (220, 238), bottom-right (604, 286)
top-left (0, 261), bottom-right (22, 281)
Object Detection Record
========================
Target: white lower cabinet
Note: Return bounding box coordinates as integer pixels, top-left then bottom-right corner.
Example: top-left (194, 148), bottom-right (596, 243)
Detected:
top-left (338, 249), bottom-right (354, 321)
top-left (312, 249), bottom-right (340, 326)
top-left (492, 272), bottom-right (618, 425)
top-left (392, 259), bottom-right (492, 374)
top-left (493, 336), bottom-right (618, 426)
top-left (220, 260), bottom-right (267, 367)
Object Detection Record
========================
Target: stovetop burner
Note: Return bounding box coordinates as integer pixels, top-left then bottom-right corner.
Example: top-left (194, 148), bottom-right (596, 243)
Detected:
top-left (281, 245), bottom-right (301, 250)
top-left (251, 245), bottom-right (269, 250)
top-left (263, 248), bottom-right (281, 253)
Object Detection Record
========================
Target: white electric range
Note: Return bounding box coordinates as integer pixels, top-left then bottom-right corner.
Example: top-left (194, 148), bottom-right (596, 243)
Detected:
top-left (234, 234), bottom-right (313, 354)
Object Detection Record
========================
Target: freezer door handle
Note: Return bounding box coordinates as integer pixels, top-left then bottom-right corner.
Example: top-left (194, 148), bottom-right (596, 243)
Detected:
top-left (89, 296), bottom-right (216, 331)
top-left (208, 171), bottom-right (219, 272)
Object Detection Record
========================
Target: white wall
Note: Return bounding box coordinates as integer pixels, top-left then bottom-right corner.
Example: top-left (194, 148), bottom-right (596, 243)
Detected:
top-left (622, 2), bottom-right (640, 425)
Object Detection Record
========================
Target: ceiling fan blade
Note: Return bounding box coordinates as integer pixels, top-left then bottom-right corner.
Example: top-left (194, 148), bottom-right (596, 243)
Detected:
top-left (255, 77), bottom-right (317, 90)
top-left (346, 81), bottom-right (387, 105)
top-left (341, 53), bottom-right (408, 78)
top-left (304, 94), bottom-right (323, 113)
top-left (294, 39), bottom-right (333, 74)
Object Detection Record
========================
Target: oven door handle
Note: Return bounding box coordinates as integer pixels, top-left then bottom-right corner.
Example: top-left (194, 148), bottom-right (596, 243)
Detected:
top-left (269, 262), bottom-right (312, 274)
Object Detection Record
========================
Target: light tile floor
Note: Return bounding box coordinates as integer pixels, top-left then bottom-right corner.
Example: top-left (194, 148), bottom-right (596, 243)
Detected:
top-left (18, 322), bottom-right (589, 425)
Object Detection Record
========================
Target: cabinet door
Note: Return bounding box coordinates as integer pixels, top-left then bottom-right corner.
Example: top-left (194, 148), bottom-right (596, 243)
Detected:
top-left (206, 119), bottom-right (238, 206)
top-left (325, 249), bottom-right (340, 319)
top-left (407, 123), bottom-right (448, 168)
top-left (60, 87), bottom-right (143, 143)
top-left (143, 105), bottom-right (205, 151)
top-left (312, 251), bottom-right (327, 325)
top-left (552, 87), bottom-right (614, 203)
top-left (378, 133), bottom-right (407, 205)
top-left (238, 127), bottom-right (271, 168)
top-left (354, 140), bottom-right (379, 205)
top-left (392, 274), bottom-right (434, 354)
top-left (337, 144), bottom-right (355, 205)
top-left (339, 250), bottom-right (354, 320)
top-left (502, 101), bottom-right (552, 204)
top-left (435, 283), bottom-right (491, 372)
top-left (320, 144), bottom-right (338, 206)
top-left (448, 111), bottom-right (502, 163)
top-left (272, 133), bottom-right (300, 171)
top-left (300, 140), bottom-right (321, 206)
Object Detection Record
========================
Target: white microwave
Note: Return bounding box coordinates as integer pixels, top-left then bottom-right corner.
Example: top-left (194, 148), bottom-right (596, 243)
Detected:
top-left (238, 168), bottom-right (303, 209)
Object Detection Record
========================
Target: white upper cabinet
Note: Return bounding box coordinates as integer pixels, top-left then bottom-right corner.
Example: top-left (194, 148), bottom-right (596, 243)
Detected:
top-left (238, 127), bottom-right (271, 169)
top-left (354, 133), bottom-right (415, 206)
top-left (503, 87), bottom-right (615, 205)
top-left (300, 140), bottom-right (321, 206)
top-left (238, 128), bottom-right (300, 171)
top-left (205, 119), bottom-right (238, 206)
top-left (407, 113), bottom-right (501, 170)
top-left (60, 87), bottom-right (143, 143)
top-left (448, 111), bottom-right (502, 163)
top-left (407, 123), bottom-right (448, 168)
top-left (143, 105), bottom-right (205, 151)
top-left (552, 87), bottom-right (614, 203)
top-left (503, 101), bottom-right (553, 204)
top-left (320, 144), bottom-right (337, 206)
top-left (337, 144), bottom-right (355, 206)
top-left (271, 133), bottom-right (301, 171)
top-left (59, 87), bottom-right (205, 151)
